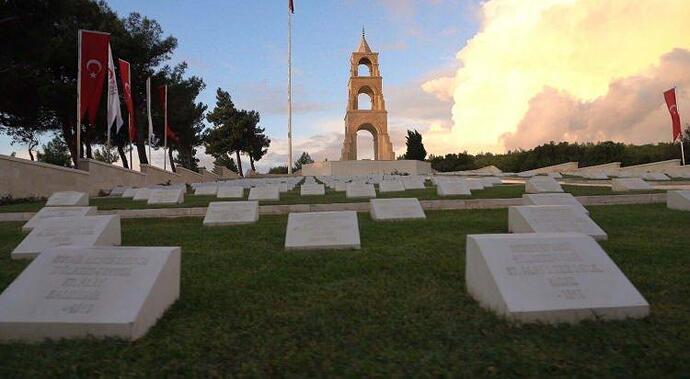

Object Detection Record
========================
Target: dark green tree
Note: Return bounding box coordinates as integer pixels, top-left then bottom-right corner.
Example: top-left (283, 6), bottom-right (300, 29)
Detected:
top-left (293, 152), bottom-right (314, 171)
top-left (403, 129), bottom-right (427, 161)
top-left (205, 89), bottom-right (249, 177)
top-left (214, 156), bottom-right (238, 173)
top-left (244, 113), bottom-right (270, 172)
top-left (37, 135), bottom-right (72, 167)
top-left (93, 145), bottom-right (119, 164)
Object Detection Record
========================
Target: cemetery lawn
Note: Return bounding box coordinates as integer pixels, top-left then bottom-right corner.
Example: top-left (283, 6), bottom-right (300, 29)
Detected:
top-left (0, 184), bottom-right (664, 213)
top-left (0, 203), bottom-right (689, 376)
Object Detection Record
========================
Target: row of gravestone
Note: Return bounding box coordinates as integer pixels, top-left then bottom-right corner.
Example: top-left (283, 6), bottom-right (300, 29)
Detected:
top-left (2, 187), bottom-right (688, 342)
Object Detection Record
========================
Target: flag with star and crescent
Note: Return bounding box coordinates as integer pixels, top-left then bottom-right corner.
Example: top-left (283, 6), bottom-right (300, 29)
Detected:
top-left (664, 88), bottom-right (682, 142)
top-left (79, 30), bottom-right (110, 126)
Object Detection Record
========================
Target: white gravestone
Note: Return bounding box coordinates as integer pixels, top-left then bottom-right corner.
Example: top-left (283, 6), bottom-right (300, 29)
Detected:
top-left (248, 186), bottom-right (280, 201)
top-left (285, 211), bottom-right (360, 250)
top-left (466, 233), bottom-right (649, 324)
top-left (611, 178), bottom-right (652, 192)
top-left (522, 193), bottom-right (589, 215)
top-left (300, 184), bottom-right (325, 196)
top-left (464, 179), bottom-right (485, 191)
top-left (121, 187), bottom-right (138, 198)
top-left (402, 176), bottom-right (426, 190)
top-left (378, 180), bottom-right (405, 193)
top-left (148, 188), bottom-right (185, 205)
top-left (346, 183), bottom-right (376, 199)
top-left (642, 172), bottom-right (670, 181)
top-left (203, 201), bottom-right (259, 226)
top-left (667, 190), bottom-right (690, 211)
top-left (23, 206), bottom-right (97, 232)
top-left (370, 198), bottom-right (426, 221)
top-left (525, 177), bottom-right (564, 193)
top-left (12, 215), bottom-right (121, 260)
top-left (437, 181), bottom-right (471, 196)
top-left (0, 245), bottom-right (180, 342)
top-left (132, 187), bottom-right (153, 201)
top-left (217, 185), bottom-right (244, 199)
top-left (509, 205), bottom-right (607, 241)
top-left (194, 184), bottom-right (218, 196)
top-left (46, 191), bottom-right (89, 207)
top-left (109, 186), bottom-right (128, 197)
top-left (334, 182), bottom-right (348, 192)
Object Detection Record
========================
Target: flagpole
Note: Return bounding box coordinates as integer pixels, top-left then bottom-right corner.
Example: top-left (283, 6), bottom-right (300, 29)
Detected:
top-left (163, 85), bottom-right (168, 171)
top-left (147, 77), bottom-right (153, 165)
top-left (678, 86), bottom-right (686, 166)
top-left (287, 4), bottom-right (293, 175)
top-left (76, 30), bottom-right (82, 169)
top-left (128, 63), bottom-right (133, 169)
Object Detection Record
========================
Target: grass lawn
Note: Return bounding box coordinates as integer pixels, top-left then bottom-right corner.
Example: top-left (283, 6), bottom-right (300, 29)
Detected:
top-left (0, 203), bottom-right (688, 376)
top-left (0, 184), bottom-right (663, 213)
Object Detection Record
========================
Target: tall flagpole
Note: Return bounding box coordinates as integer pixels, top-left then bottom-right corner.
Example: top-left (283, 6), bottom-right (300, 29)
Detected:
top-left (128, 63), bottom-right (133, 169)
top-left (163, 85), bottom-right (168, 170)
top-left (287, 4), bottom-right (293, 175)
top-left (147, 77), bottom-right (153, 165)
top-left (76, 30), bottom-right (82, 169)
top-left (677, 86), bottom-right (686, 166)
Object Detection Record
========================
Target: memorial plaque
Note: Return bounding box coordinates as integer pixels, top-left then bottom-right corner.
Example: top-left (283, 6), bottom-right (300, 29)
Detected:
top-left (402, 176), bottom-right (426, 190)
top-left (509, 205), bottom-right (607, 240)
top-left (0, 245), bottom-right (180, 342)
top-left (370, 198), bottom-right (426, 221)
top-left (12, 215), bottom-right (122, 260)
top-left (132, 188), bottom-right (153, 201)
top-left (217, 185), bottom-right (244, 199)
top-left (346, 183), bottom-right (376, 199)
top-left (437, 181), bottom-right (471, 196)
top-left (525, 177), bottom-right (564, 193)
top-left (466, 233), bottom-right (649, 324)
top-left (464, 179), bottom-right (485, 191)
top-left (23, 206), bottom-right (97, 232)
top-left (109, 186), bottom-right (128, 197)
top-left (522, 193), bottom-right (588, 215)
top-left (46, 191), bottom-right (89, 207)
top-left (148, 188), bottom-right (185, 205)
top-left (203, 201), bottom-right (259, 226)
top-left (334, 182), bottom-right (347, 192)
top-left (194, 184), bottom-right (218, 196)
top-left (379, 180), bottom-right (405, 193)
top-left (121, 187), bottom-right (138, 198)
top-left (248, 186), bottom-right (280, 201)
top-left (285, 211), bottom-right (360, 250)
top-left (667, 190), bottom-right (690, 211)
top-left (300, 184), bottom-right (325, 196)
top-left (642, 172), bottom-right (670, 181)
top-left (611, 178), bottom-right (652, 192)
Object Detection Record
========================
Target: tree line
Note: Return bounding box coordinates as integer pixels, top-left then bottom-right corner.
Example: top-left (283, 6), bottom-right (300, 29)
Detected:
top-left (0, 0), bottom-right (269, 175)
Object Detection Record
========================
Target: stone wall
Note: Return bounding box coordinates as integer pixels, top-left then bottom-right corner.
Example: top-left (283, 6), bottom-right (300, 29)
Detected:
top-left (0, 154), bottom-right (90, 198)
top-left (140, 164), bottom-right (183, 186)
top-left (520, 162), bottom-right (579, 175)
top-left (176, 166), bottom-right (203, 184)
top-left (79, 159), bottom-right (146, 194)
top-left (302, 160), bottom-right (433, 176)
top-left (576, 162), bottom-right (621, 174)
top-left (618, 159), bottom-right (681, 176)
top-left (199, 168), bottom-right (220, 182)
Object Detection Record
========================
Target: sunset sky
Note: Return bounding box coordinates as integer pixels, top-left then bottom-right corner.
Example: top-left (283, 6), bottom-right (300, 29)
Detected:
top-left (2, 0), bottom-right (689, 172)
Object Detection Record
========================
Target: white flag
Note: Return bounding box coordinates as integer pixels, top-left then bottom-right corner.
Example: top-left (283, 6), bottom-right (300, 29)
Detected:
top-left (106, 44), bottom-right (123, 142)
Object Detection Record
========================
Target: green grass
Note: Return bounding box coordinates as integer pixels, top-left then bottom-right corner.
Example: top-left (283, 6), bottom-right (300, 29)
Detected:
top-left (0, 203), bottom-right (688, 376)
top-left (0, 184), bottom-right (662, 213)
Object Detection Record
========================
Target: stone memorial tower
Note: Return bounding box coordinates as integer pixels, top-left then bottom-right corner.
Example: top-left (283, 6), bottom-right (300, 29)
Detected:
top-left (340, 31), bottom-right (395, 161)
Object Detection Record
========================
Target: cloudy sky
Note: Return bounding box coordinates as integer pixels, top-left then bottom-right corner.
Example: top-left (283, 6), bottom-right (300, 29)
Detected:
top-left (2, 0), bottom-right (689, 172)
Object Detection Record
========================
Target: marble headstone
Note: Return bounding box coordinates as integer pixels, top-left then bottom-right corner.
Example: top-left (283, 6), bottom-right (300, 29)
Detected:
top-left (203, 201), bottom-right (259, 226)
top-left (132, 188), bottom-right (153, 201)
top-left (525, 177), bottom-right (564, 193)
top-left (285, 211), bottom-right (360, 250)
top-left (437, 181), bottom-right (471, 196)
top-left (466, 233), bottom-right (649, 324)
top-left (378, 180), bottom-right (405, 193)
top-left (23, 206), bottom-right (97, 232)
top-left (402, 176), bottom-right (426, 190)
top-left (109, 186), bottom-right (128, 197)
top-left (611, 178), bottom-right (652, 192)
top-left (0, 245), bottom-right (180, 342)
top-left (217, 185), bottom-right (244, 199)
top-left (509, 205), bottom-right (607, 240)
top-left (194, 184), bottom-right (218, 196)
top-left (148, 188), bottom-right (185, 205)
top-left (46, 191), bottom-right (89, 207)
top-left (346, 183), bottom-right (376, 199)
top-left (300, 184), bottom-right (325, 196)
top-left (522, 193), bottom-right (588, 215)
top-left (667, 190), bottom-right (690, 211)
top-left (248, 186), bottom-right (280, 201)
top-left (370, 198), bottom-right (426, 221)
top-left (12, 215), bottom-right (121, 260)
top-left (121, 187), bottom-right (139, 198)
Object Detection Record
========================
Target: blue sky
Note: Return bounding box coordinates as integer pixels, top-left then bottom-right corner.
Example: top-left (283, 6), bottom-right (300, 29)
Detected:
top-left (1, 0), bottom-right (479, 171)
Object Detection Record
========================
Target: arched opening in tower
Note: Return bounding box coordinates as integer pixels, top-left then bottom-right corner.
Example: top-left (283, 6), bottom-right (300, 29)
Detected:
top-left (356, 129), bottom-right (376, 160)
top-left (357, 92), bottom-right (373, 110)
top-left (357, 57), bottom-right (372, 77)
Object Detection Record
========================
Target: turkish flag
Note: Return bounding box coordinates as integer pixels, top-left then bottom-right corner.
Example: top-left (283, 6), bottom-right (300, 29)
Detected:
top-left (664, 88), bottom-right (682, 142)
top-left (79, 30), bottom-right (110, 126)
top-left (158, 85), bottom-right (179, 144)
top-left (118, 58), bottom-right (137, 142)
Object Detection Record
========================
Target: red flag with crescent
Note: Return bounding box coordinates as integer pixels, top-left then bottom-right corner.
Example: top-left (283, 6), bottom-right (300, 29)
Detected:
top-left (664, 88), bottom-right (682, 142)
top-left (79, 30), bottom-right (110, 126)
top-left (118, 58), bottom-right (137, 142)
top-left (289, 0), bottom-right (294, 13)
top-left (158, 85), bottom-right (179, 143)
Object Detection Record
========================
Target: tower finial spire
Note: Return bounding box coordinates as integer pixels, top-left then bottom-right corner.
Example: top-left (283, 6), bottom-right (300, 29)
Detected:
top-left (362, 26), bottom-right (365, 38)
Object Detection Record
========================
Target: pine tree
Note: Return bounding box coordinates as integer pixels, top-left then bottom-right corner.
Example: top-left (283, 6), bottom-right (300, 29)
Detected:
top-left (403, 129), bottom-right (427, 161)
